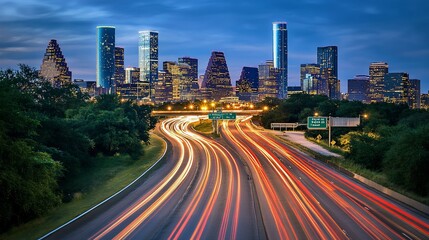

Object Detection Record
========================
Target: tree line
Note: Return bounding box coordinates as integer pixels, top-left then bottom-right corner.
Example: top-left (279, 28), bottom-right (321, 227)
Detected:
top-left (260, 94), bottom-right (429, 198)
top-left (0, 65), bottom-right (157, 232)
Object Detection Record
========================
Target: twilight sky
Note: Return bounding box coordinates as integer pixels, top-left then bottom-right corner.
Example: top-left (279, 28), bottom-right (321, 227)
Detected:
top-left (1, 0), bottom-right (428, 93)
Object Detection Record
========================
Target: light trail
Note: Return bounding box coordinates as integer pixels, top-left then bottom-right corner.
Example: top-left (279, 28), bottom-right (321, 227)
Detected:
top-left (225, 118), bottom-right (429, 239)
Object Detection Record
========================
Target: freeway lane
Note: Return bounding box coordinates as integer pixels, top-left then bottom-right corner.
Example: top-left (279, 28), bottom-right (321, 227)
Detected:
top-left (46, 117), bottom-right (259, 240)
top-left (222, 118), bottom-right (429, 239)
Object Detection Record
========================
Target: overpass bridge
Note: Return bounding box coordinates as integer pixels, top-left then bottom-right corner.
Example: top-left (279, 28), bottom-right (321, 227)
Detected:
top-left (151, 110), bottom-right (263, 117)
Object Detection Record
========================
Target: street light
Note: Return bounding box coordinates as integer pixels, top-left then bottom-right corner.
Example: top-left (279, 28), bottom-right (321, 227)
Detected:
top-left (314, 112), bottom-right (319, 117)
top-left (167, 106), bottom-right (172, 111)
top-left (263, 106), bottom-right (269, 111)
top-left (211, 102), bottom-right (216, 112)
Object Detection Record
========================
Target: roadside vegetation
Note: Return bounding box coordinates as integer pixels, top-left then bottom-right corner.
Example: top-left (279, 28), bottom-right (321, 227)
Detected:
top-left (192, 119), bottom-right (220, 138)
top-left (0, 65), bottom-right (158, 234)
top-left (260, 94), bottom-right (429, 201)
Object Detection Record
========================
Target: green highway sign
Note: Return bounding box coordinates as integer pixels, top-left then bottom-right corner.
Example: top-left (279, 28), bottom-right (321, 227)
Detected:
top-left (208, 113), bottom-right (222, 120)
top-left (222, 113), bottom-right (236, 119)
top-left (307, 117), bottom-right (328, 129)
top-left (208, 112), bottom-right (236, 120)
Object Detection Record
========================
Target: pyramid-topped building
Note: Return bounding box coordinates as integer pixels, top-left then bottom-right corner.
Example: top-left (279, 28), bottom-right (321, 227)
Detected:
top-left (202, 51), bottom-right (232, 100)
top-left (39, 39), bottom-right (72, 87)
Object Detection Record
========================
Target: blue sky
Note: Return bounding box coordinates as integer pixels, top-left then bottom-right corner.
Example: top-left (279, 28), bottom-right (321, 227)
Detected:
top-left (1, 0), bottom-right (428, 93)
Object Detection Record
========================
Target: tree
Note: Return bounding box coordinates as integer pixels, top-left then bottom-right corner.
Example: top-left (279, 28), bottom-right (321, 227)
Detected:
top-left (0, 67), bottom-right (63, 231)
top-left (383, 125), bottom-right (429, 196)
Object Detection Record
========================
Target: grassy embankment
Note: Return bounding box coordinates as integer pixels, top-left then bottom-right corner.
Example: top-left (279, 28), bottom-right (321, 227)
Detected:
top-left (2, 134), bottom-right (166, 240)
top-left (276, 134), bottom-right (429, 205)
top-left (192, 119), bottom-right (220, 138)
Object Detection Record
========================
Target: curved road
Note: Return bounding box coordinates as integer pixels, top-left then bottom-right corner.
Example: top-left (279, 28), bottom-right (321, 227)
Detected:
top-left (46, 117), bottom-right (260, 239)
top-left (44, 116), bottom-right (429, 239)
top-left (221, 118), bottom-right (429, 239)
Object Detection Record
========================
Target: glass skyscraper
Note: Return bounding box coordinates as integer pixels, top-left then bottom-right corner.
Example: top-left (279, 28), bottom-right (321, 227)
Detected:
top-left (348, 75), bottom-right (370, 103)
top-left (139, 31), bottom-right (158, 99)
top-left (114, 47), bottom-right (125, 86)
top-left (273, 22), bottom-right (288, 98)
top-left (96, 26), bottom-right (115, 91)
top-left (369, 62), bottom-right (389, 103)
top-left (178, 57), bottom-right (199, 90)
top-left (317, 46), bottom-right (340, 99)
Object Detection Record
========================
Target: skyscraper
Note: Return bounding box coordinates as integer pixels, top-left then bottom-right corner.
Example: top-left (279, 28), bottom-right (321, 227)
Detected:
top-left (348, 75), bottom-right (370, 103)
top-left (317, 46), bottom-right (340, 99)
top-left (236, 66), bottom-right (259, 101)
top-left (178, 57), bottom-right (199, 90)
top-left (384, 72), bottom-right (410, 105)
top-left (202, 51), bottom-right (233, 100)
top-left (138, 30), bottom-right (158, 99)
top-left (273, 22), bottom-right (288, 98)
top-left (125, 67), bottom-right (140, 84)
top-left (114, 47), bottom-right (125, 86)
top-left (369, 62), bottom-right (388, 102)
top-left (258, 60), bottom-right (281, 101)
top-left (96, 26), bottom-right (115, 91)
top-left (409, 79), bottom-right (421, 109)
top-left (39, 39), bottom-right (72, 88)
top-left (300, 63), bottom-right (322, 95)
top-left (154, 70), bottom-right (173, 103)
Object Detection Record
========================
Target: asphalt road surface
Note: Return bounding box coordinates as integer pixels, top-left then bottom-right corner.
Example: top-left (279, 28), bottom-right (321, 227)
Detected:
top-left (44, 116), bottom-right (429, 239)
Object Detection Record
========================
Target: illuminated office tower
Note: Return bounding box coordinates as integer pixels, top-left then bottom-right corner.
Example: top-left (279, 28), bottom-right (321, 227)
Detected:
top-left (139, 30), bottom-right (158, 99)
top-left (369, 62), bottom-right (388, 102)
top-left (96, 26), bottom-right (115, 91)
top-left (409, 79), bottom-right (421, 109)
top-left (178, 57), bottom-right (199, 90)
top-left (300, 63), bottom-right (322, 95)
top-left (317, 46), bottom-right (340, 99)
top-left (39, 39), bottom-right (72, 88)
top-left (202, 51), bottom-right (233, 100)
top-left (154, 70), bottom-right (173, 103)
top-left (236, 66), bottom-right (259, 101)
top-left (163, 61), bottom-right (193, 101)
top-left (258, 60), bottom-right (281, 101)
top-left (125, 67), bottom-right (140, 84)
top-left (114, 47), bottom-right (125, 86)
top-left (384, 72), bottom-right (410, 105)
top-left (348, 75), bottom-right (370, 103)
top-left (273, 22), bottom-right (288, 98)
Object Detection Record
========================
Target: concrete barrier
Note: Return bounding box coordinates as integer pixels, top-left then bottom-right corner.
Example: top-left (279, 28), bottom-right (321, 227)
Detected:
top-left (354, 174), bottom-right (429, 215)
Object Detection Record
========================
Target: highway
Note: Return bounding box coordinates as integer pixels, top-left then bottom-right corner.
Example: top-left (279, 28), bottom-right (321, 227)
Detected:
top-left (221, 117), bottom-right (429, 239)
top-left (46, 116), bottom-right (261, 239)
top-left (44, 116), bottom-right (429, 239)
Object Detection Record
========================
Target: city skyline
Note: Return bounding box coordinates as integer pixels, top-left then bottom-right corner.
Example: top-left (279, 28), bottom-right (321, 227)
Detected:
top-left (1, 0), bottom-right (428, 93)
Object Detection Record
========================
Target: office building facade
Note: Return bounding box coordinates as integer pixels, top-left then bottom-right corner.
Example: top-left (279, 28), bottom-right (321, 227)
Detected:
top-left (178, 57), bottom-right (199, 90)
top-left (39, 39), bottom-right (72, 88)
top-left (258, 60), bottom-right (281, 101)
top-left (300, 63), bottom-right (323, 95)
top-left (348, 75), bottom-right (370, 102)
top-left (384, 72), bottom-right (410, 105)
top-left (96, 26), bottom-right (115, 91)
top-left (202, 51), bottom-right (233, 100)
top-left (273, 22), bottom-right (288, 98)
top-left (317, 46), bottom-right (340, 99)
top-left (114, 47), bottom-right (125, 86)
top-left (138, 31), bottom-right (158, 99)
top-left (369, 62), bottom-right (389, 102)
top-left (125, 67), bottom-right (140, 84)
top-left (236, 67), bottom-right (259, 101)
top-left (409, 79), bottom-right (421, 109)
